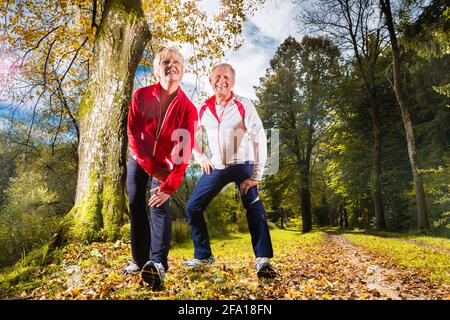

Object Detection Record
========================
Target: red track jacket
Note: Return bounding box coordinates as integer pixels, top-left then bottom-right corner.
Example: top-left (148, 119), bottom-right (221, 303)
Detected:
top-left (127, 83), bottom-right (197, 195)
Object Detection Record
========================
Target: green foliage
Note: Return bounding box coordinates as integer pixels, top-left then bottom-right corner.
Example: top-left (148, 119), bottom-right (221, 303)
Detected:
top-left (171, 219), bottom-right (191, 245)
top-left (204, 184), bottom-right (242, 237)
top-left (120, 222), bottom-right (131, 242)
top-left (285, 217), bottom-right (303, 230)
top-left (422, 165), bottom-right (450, 232)
top-left (312, 38), bottom-right (450, 232)
top-left (0, 136), bottom-right (77, 267)
top-left (0, 206), bottom-right (59, 267)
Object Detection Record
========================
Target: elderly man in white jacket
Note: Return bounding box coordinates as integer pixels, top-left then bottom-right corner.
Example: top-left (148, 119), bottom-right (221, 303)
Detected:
top-left (184, 63), bottom-right (276, 278)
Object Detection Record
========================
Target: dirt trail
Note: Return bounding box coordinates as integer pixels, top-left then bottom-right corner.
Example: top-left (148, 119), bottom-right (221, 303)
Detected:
top-left (278, 234), bottom-right (449, 300)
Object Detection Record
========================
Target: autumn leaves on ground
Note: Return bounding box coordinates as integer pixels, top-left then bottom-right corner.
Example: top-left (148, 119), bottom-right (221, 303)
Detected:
top-left (1, 228), bottom-right (449, 300)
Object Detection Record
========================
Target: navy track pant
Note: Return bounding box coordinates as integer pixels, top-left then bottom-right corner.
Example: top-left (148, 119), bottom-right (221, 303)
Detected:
top-left (127, 156), bottom-right (171, 271)
top-left (185, 163), bottom-right (273, 260)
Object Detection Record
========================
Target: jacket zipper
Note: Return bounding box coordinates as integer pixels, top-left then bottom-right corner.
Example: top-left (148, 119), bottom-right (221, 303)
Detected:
top-left (216, 100), bottom-right (230, 165)
top-left (153, 97), bottom-right (178, 157)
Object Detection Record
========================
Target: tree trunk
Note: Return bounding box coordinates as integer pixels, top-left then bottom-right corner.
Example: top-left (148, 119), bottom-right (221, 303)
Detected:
top-left (300, 182), bottom-right (312, 232)
top-left (343, 207), bottom-right (349, 228)
top-left (280, 211), bottom-right (284, 229)
top-left (70, 0), bottom-right (151, 242)
top-left (370, 103), bottom-right (386, 229)
top-left (380, 0), bottom-right (429, 230)
top-left (328, 195), bottom-right (335, 227)
top-left (339, 205), bottom-right (344, 227)
top-left (361, 199), bottom-right (368, 229)
top-left (300, 121), bottom-right (314, 233)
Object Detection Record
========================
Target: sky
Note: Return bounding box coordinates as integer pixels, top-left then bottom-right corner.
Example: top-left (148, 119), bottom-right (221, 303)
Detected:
top-left (181, 0), bottom-right (301, 102)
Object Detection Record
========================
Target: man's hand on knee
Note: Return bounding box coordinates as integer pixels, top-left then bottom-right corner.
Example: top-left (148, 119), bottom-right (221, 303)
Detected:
top-left (239, 178), bottom-right (259, 196)
top-left (148, 187), bottom-right (170, 208)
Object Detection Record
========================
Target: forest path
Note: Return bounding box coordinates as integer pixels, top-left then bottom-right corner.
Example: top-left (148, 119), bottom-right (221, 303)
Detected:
top-left (270, 233), bottom-right (449, 300)
top-left (311, 234), bottom-right (449, 299)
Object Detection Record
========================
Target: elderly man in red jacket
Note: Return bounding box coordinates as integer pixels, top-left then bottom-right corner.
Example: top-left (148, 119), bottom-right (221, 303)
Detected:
top-left (125, 46), bottom-right (197, 290)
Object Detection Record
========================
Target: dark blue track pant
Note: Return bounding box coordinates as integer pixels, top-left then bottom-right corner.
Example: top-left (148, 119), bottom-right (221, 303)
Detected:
top-left (185, 163), bottom-right (273, 260)
top-left (127, 156), bottom-right (171, 271)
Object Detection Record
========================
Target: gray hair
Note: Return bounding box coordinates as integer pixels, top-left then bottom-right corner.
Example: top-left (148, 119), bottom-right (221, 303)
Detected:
top-left (210, 62), bottom-right (236, 80)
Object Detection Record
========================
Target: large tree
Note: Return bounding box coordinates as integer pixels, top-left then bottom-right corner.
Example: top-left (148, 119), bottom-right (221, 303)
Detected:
top-left (379, 0), bottom-right (430, 229)
top-left (0, 0), bottom-right (263, 241)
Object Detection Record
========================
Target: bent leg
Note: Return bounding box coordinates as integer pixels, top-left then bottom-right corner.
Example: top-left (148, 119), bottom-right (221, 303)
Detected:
top-left (186, 170), bottom-right (229, 259)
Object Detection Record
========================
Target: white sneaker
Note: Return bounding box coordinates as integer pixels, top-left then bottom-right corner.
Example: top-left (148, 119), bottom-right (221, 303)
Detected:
top-left (183, 256), bottom-right (215, 268)
top-left (122, 261), bottom-right (141, 274)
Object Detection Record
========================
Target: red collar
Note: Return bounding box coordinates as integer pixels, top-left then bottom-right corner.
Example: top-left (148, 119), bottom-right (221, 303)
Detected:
top-left (205, 92), bottom-right (236, 122)
top-left (206, 92), bottom-right (235, 107)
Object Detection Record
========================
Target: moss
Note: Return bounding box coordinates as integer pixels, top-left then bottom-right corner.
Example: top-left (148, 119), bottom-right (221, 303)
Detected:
top-left (102, 183), bottom-right (127, 241)
top-left (96, 0), bottom-right (145, 43)
top-left (70, 173), bottom-right (104, 243)
top-left (0, 266), bottom-right (35, 290)
top-left (120, 223), bottom-right (131, 241)
top-left (70, 172), bottom-right (127, 243)
top-left (72, 193), bottom-right (103, 243)
top-left (78, 88), bottom-right (94, 122)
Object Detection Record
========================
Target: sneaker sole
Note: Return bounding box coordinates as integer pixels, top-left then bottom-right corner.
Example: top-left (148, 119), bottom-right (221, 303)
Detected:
top-left (183, 262), bottom-right (213, 269)
top-left (183, 260), bottom-right (215, 269)
top-left (257, 265), bottom-right (277, 279)
top-left (141, 263), bottom-right (162, 289)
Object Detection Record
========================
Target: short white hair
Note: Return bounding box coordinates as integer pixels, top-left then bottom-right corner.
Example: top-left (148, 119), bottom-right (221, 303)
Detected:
top-left (153, 46), bottom-right (184, 78)
top-left (210, 62), bottom-right (236, 80)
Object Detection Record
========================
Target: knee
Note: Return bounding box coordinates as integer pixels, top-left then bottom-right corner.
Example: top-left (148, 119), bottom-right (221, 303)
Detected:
top-left (185, 201), bottom-right (195, 219)
top-left (128, 192), bottom-right (145, 208)
top-left (242, 188), bottom-right (261, 208)
top-left (185, 199), bottom-right (202, 220)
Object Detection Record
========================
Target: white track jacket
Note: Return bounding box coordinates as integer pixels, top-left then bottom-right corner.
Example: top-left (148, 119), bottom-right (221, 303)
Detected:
top-left (193, 93), bottom-right (267, 180)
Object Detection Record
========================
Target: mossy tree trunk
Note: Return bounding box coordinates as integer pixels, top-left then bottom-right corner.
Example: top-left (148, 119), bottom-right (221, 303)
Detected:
top-left (71, 0), bottom-right (151, 242)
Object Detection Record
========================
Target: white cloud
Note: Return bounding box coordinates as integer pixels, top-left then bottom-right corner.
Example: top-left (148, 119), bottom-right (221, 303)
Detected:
top-left (198, 0), bottom-right (221, 17)
top-left (249, 0), bottom-right (300, 41)
top-left (0, 118), bottom-right (8, 130)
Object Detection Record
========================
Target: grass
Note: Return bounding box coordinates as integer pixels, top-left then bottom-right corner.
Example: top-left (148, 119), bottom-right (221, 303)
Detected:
top-left (342, 233), bottom-right (450, 284)
top-left (343, 228), bottom-right (450, 251)
top-left (365, 230), bottom-right (450, 251)
top-left (412, 236), bottom-right (450, 251)
top-left (170, 228), bottom-right (325, 260)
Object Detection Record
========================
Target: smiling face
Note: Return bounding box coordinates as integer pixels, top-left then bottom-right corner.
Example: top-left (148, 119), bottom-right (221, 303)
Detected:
top-left (154, 48), bottom-right (184, 87)
top-left (209, 65), bottom-right (235, 100)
